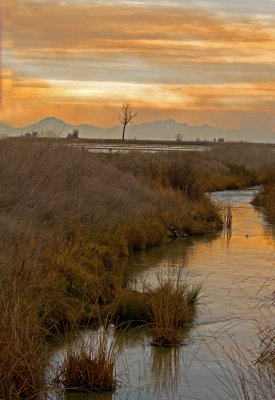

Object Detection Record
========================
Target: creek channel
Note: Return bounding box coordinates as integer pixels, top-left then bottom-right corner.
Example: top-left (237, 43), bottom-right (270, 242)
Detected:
top-left (50, 188), bottom-right (274, 400)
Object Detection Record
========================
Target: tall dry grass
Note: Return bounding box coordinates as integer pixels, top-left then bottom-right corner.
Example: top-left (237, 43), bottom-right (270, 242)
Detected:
top-left (115, 273), bottom-right (200, 346)
top-left (145, 274), bottom-right (200, 346)
top-left (110, 143), bottom-right (275, 193)
top-left (60, 328), bottom-right (117, 391)
top-left (0, 294), bottom-right (48, 399)
top-left (252, 169), bottom-right (275, 224)
top-left (0, 140), bottom-right (184, 329)
top-left (0, 140), bottom-right (169, 233)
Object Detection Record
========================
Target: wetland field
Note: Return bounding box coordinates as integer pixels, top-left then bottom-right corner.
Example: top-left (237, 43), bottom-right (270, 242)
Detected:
top-left (0, 140), bottom-right (274, 399)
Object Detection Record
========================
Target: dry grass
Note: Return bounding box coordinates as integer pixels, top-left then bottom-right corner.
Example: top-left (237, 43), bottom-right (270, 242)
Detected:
top-left (0, 294), bottom-right (48, 400)
top-left (212, 142), bottom-right (275, 171)
top-left (252, 169), bottom-right (275, 223)
top-left (215, 339), bottom-right (274, 400)
top-left (114, 289), bottom-right (149, 324)
top-left (1, 140), bottom-right (273, 394)
top-left (192, 322), bottom-right (274, 400)
top-left (146, 274), bottom-right (200, 346)
top-left (0, 140), bottom-right (213, 394)
top-left (60, 328), bottom-right (117, 391)
top-left (0, 140), bottom-right (170, 233)
top-left (0, 140), bottom-right (181, 395)
top-left (110, 143), bottom-right (275, 193)
top-left (115, 273), bottom-right (200, 346)
top-left (0, 140), bottom-right (186, 331)
top-left (256, 325), bottom-right (275, 367)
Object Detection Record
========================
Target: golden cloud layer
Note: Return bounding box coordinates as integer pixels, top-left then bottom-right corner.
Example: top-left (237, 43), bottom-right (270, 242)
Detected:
top-left (7, 3), bottom-right (275, 44)
top-left (2, 73), bottom-right (274, 128)
top-left (1, 1), bottom-right (275, 130)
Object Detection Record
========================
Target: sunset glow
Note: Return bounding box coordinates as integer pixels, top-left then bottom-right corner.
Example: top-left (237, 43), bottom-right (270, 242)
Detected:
top-left (1, 0), bottom-right (275, 132)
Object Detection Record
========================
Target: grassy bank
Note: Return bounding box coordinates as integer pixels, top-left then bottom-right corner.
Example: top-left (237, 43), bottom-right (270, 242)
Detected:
top-left (0, 140), bottom-right (222, 329)
top-left (0, 140), bottom-right (222, 397)
top-left (1, 139), bottom-right (274, 397)
top-left (109, 143), bottom-right (275, 192)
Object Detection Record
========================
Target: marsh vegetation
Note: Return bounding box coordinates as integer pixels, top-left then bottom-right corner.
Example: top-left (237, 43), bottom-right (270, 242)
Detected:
top-left (0, 139), bottom-right (274, 398)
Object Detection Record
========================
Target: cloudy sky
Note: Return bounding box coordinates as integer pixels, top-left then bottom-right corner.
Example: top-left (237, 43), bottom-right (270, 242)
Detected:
top-left (1, 0), bottom-right (275, 131)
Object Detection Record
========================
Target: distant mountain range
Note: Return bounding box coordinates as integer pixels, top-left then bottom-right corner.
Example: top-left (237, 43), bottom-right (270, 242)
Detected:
top-left (1, 117), bottom-right (274, 143)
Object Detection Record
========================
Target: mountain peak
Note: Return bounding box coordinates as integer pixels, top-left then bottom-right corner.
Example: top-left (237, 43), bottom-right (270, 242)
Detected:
top-left (36, 117), bottom-right (67, 125)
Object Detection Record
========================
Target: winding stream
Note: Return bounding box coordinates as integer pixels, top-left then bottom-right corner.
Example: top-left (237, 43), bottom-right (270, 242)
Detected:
top-left (52, 188), bottom-right (274, 400)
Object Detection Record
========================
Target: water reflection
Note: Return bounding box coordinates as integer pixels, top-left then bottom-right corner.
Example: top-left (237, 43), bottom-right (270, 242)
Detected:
top-left (113, 325), bottom-right (150, 348)
top-left (265, 224), bottom-right (275, 241)
top-left (127, 235), bottom-right (219, 291)
top-left (65, 391), bottom-right (113, 400)
top-left (150, 339), bottom-right (190, 398)
top-left (222, 227), bottom-right (232, 247)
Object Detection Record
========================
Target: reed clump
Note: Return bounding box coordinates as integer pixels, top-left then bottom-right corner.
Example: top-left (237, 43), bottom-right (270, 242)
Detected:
top-left (60, 330), bottom-right (117, 391)
top-left (146, 276), bottom-right (200, 346)
top-left (115, 274), bottom-right (200, 346)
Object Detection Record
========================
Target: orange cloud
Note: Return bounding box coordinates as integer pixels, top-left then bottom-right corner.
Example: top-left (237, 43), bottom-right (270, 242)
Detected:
top-left (8, 3), bottom-right (275, 45)
top-left (1, 1), bottom-right (275, 131)
top-left (2, 73), bottom-right (275, 129)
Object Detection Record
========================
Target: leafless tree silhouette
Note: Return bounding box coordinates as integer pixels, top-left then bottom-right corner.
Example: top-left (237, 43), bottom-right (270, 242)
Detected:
top-left (119, 103), bottom-right (137, 141)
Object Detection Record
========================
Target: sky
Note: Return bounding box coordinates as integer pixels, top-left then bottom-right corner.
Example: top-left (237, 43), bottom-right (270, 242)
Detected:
top-left (1, 0), bottom-right (275, 131)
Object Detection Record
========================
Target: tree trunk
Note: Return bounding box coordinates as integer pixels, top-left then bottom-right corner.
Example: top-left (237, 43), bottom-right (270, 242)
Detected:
top-left (122, 124), bottom-right (126, 141)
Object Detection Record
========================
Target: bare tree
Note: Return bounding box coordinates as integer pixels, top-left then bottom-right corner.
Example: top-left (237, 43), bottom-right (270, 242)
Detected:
top-left (175, 132), bottom-right (183, 142)
top-left (119, 103), bottom-right (137, 141)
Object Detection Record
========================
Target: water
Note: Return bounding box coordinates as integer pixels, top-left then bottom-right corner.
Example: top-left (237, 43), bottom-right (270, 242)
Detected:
top-left (51, 188), bottom-right (274, 400)
top-left (68, 142), bottom-right (210, 153)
